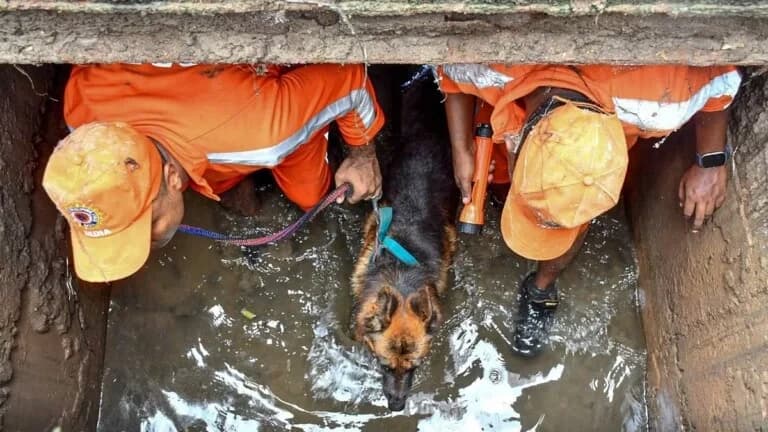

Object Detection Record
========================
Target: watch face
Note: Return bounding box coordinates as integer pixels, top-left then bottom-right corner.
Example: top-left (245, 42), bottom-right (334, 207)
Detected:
top-left (701, 152), bottom-right (727, 168)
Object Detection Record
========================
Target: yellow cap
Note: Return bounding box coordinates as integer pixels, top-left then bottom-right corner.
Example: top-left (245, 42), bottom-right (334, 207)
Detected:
top-left (501, 101), bottom-right (628, 261)
top-left (42, 122), bottom-right (162, 282)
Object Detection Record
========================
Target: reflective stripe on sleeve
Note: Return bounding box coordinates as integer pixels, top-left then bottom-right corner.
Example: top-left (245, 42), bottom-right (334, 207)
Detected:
top-left (613, 70), bottom-right (741, 132)
top-left (441, 64), bottom-right (514, 88)
top-left (206, 88), bottom-right (377, 167)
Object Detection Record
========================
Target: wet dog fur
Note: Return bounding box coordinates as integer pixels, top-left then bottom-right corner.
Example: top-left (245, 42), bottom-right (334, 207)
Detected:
top-left (351, 69), bottom-right (458, 411)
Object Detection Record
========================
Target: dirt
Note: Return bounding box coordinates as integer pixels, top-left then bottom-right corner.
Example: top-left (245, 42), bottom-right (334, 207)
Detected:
top-left (0, 64), bottom-right (49, 428)
top-left (625, 70), bottom-right (768, 430)
top-left (1, 2), bottom-right (768, 64)
top-left (0, 65), bottom-right (109, 432)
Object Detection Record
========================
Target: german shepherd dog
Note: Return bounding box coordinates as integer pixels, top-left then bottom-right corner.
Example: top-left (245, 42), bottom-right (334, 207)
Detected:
top-left (351, 68), bottom-right (458, 411)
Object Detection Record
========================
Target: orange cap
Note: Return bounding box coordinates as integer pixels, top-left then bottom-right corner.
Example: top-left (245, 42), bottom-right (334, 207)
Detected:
top-left (501, 101), bottom-right (627, 261)
top-left (42, 122), bottom-right (162, 282)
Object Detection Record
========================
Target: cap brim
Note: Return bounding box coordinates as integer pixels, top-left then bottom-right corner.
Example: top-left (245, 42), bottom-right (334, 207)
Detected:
top-left (70, 206), bottom-right (152, 283)
top-left (501, 189), bottom-right (582, 261)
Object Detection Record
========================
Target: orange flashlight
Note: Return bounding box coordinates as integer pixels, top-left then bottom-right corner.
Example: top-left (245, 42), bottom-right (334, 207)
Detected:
top-left (457, 123), bottom-right (494, 235)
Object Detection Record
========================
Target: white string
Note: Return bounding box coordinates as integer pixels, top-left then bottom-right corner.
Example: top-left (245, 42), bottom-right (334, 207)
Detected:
top-left (12, 64), bottom-right (60, 102)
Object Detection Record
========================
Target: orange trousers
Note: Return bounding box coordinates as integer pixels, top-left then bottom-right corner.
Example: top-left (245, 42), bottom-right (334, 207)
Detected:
top-left (272, 132), bottom-right (332, 211)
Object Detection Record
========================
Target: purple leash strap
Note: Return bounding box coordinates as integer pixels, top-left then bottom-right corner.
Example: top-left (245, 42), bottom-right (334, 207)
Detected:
top-left (177, 183), bottom-right (351, 247)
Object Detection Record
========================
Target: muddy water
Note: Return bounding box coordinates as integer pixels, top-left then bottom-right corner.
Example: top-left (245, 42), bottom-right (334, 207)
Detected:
top-left (97, 180), bottom-right (647, 432)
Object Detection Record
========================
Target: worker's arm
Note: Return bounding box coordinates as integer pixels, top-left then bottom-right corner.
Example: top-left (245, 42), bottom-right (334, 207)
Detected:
top-left (328, 65), bottom-right (385, 204)
top-left (446, 92), bottom-right (478, 204)
top-left (270, 63), bottom-right (384, 204)
top-left (678, 109), bottom-right (729, 230)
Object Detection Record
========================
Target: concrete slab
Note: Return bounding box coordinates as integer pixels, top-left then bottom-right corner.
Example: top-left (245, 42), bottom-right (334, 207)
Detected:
top-left (2, 1), bottom-right (768, 64)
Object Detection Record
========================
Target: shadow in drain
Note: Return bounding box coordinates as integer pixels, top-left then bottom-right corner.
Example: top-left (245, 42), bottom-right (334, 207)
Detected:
top-left (97, 180), bottom-right (647, 431)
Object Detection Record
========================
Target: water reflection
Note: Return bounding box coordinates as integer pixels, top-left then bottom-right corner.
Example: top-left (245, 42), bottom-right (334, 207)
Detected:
top-left (98, 183), bottom-right (647, 431)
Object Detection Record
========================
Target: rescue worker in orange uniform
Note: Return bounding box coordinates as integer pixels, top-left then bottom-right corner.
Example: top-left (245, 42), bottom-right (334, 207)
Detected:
top-left (438, 64), bottom-right (741, 356)
top-left (42, 63), bottom-right (385, 283)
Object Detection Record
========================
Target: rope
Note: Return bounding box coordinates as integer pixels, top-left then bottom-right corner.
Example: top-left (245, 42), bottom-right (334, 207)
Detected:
top-left (177, 183), bottom-right (350, 247)
top-left (400, 65), bottom-right (433, 92)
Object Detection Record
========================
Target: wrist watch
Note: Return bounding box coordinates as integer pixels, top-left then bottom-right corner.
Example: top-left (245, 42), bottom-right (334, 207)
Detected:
top-left (696, 143), bottom-right (732, 168)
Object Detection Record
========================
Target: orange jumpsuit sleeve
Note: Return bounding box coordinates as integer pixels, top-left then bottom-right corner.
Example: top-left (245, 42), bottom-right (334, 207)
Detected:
top-left (700, 66), bottom-right (742, 112)
top-left (273, 64), bottom-right (385, 147)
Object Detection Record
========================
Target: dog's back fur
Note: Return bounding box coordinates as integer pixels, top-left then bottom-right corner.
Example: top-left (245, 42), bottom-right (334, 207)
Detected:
top-left (351, 68), bottom-right (458, 411)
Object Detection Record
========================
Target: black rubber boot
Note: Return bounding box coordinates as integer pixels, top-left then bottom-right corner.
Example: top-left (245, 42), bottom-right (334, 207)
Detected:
top-left (512, 272), bottom-right (559, 358)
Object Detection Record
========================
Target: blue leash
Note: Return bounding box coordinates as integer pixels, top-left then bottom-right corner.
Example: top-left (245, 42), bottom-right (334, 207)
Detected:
top-left (374, 205), bottom-right (419, 266)
top-left (176, 183), bottom-right (350, 247)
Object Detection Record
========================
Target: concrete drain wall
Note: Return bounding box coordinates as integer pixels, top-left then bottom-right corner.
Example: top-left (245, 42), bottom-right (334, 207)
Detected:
top-left (626, 71), bottom-right (768, 431)
top-left (0, 65), bottom-right (108, 431)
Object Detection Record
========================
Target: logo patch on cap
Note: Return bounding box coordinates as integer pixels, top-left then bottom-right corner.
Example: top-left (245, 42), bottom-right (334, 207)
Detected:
top-left (68, 206), bottom-right (102, 228)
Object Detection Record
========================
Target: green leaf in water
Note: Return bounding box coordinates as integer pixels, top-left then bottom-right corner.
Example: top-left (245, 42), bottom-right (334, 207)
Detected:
top-left (240, 308), bottom-right (257, 320)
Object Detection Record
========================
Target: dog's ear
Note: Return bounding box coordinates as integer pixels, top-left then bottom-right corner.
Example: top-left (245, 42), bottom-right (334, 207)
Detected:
top-left (364, 288), bottom-right (399, 334)
top-left (409, 285), bottom-right (439, 335)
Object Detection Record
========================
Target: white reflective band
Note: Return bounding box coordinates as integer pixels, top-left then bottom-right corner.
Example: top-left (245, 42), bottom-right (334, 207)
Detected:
top-left (441, 64), bottom-right (514, 88)
top-left (614, 70), bottom-right (741, 132)
top-left (206, 88), bottom-right (377, 167)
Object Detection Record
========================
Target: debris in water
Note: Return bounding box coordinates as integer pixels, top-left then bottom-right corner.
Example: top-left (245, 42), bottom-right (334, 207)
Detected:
top-left (240, 308), bottom-right (257, 320)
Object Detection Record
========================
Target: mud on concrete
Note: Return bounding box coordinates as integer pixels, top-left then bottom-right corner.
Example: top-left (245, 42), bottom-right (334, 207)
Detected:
top-left (2, 1), bottom-right (768, 65)
top-left (0, 65), bottom-right (108, 431)
top-left (626, 70), bottom-right (768, 431)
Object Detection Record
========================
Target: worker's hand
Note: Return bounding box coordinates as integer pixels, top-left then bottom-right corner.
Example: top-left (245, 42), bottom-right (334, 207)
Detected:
top-left (335, 144), bottom-right (382, 204)
top-left (678, 163), bottom-right (728, 231)
top-left (453, 143), bottom-right (475, 205)
top-left (453, 144), bottom-right (497, 205)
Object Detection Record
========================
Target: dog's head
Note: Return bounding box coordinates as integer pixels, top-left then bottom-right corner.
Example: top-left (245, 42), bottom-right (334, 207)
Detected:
top-left (354, 275), bottom-right (441, 411)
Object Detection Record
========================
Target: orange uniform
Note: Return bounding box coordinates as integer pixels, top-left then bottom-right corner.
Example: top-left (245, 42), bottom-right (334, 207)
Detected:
top-left (437, 64), bottom-right (741, 182)
top-left (64, 63), bottom-right (385, 210)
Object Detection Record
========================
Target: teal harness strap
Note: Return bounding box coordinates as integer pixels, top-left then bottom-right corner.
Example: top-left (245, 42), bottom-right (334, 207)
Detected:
top-left (377, 207), bottom-right (419, 266)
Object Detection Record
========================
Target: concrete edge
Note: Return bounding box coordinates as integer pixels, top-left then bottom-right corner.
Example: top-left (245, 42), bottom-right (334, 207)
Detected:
top-left (3, 5), bottom-right (768, 65)
top-left (4, 1), bottom-right (768, 17)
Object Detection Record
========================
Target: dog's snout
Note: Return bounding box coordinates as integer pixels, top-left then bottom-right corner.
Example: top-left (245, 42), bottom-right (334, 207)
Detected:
top-left (382, 367), bottom-right (415, 412)
top-left (387, 395), bottom-right (407, 411)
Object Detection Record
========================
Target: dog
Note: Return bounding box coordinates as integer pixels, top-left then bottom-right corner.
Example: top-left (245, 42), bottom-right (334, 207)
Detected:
top-left (351, 67), bottom-right (458, 411)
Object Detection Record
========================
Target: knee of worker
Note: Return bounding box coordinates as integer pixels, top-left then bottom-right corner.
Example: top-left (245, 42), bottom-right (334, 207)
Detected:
top-left (280, 176), bottom-right (331, 211)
